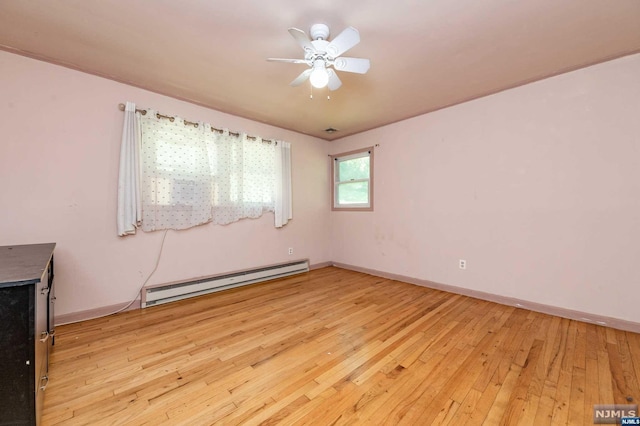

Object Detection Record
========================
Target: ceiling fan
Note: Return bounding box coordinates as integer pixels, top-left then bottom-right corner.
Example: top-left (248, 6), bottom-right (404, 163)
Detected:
top-left (268, 24), bottom-right (370, 91)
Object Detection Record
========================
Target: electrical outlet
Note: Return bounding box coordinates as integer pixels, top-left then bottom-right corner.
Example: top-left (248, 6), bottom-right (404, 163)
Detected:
top-left (459, 259), bottom-right (466, 270)
top-left (288, 247), bottom-right (293, 255)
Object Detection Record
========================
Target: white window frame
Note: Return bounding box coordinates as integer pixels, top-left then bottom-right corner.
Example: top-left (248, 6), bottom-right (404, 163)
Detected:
top-left (330, 147), bottom-right (374, 211)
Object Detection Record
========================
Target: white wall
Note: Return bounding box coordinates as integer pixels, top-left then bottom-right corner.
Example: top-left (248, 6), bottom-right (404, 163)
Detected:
top-left (330, 53), bottom-right (640, 323)
top-left (0, 51), bottom-right (331, 318)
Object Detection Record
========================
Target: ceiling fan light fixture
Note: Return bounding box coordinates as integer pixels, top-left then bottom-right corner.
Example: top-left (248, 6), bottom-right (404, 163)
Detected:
top-left (268, 24), bottom-right (369, 92)
top-left (309, 60), bottom-right (329, 88)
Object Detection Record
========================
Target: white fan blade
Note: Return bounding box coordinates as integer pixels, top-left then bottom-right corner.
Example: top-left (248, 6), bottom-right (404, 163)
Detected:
top-left (288, 28), bottom-right (314, 52)
top-left (333, 57), bottom-right (370, 74)
top-left (290, 69), bottom-right (312, 86)
top-left (327, 69), bottom-right (342, 91)
top-left (326, 27), bottom-right (360, 57)
top-left (267, 58), bottom-right (309, 64)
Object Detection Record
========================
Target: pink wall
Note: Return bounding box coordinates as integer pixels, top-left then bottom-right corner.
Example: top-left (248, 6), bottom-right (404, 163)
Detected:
top-left (0, 51), bottom-right (331, 319)
top-left (330, 54), bottom-right (640, 323)
top-left (3, 49), bottom-right (639, 325)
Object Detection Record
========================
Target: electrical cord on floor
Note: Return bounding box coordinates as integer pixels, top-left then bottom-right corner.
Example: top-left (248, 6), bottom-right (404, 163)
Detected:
top-left (113, 229), bottom-right (169, 314)
top-left (62, 229), bottom-right (169, 324)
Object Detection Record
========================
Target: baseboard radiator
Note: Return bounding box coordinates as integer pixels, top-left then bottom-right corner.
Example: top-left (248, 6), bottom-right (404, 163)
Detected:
top-left (141, 259), bottom-right (309, 308)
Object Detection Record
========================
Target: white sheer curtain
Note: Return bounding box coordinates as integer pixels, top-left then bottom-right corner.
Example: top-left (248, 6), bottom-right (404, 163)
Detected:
top-left (274, 141), bottom-right (292, 228)
top-left (116, 102), bottom-right (142, 236)
top-left (117, 104), bottom-right (292, 235)
top-left (139, 111), bottom-right (213, 231)
top-left (206, 128), bottom-right (276, 225)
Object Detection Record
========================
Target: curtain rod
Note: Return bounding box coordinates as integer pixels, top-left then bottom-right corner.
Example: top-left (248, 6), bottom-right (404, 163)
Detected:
top-left (118, 103), bottom-right (274, 144)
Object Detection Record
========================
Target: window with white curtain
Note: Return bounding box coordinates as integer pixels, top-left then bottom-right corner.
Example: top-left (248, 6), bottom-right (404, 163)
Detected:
top-left (205, 127), bottom-right (276, 226)
top-left (139, 114), bottom-right (213, 230)
top-left (117, 102), bottom-right (292, 236)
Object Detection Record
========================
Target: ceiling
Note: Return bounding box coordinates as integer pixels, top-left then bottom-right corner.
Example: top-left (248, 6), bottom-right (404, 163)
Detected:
top-left (1, 1), bottom-right (639, 141)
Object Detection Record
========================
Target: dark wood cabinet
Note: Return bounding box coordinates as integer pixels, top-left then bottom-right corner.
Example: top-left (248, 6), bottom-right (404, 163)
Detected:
top-left (0, 243), bottom-right (56, 426)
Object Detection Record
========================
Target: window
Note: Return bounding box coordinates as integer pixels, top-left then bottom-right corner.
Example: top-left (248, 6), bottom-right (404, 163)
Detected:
top-left (117, 101), bottom-right (291, 236)
top-left (137, 110), bottom-right (289, 231)
top-left (331, 147), bottom-right (374, 211)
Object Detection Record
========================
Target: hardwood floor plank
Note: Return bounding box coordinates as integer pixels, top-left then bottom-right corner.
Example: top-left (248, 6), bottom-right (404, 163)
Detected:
top-left (568, 366), bottom-right (586, 425)
top-left (482, 362), bottom-right (523, 424)
top-left (550, 319), bottom-right (577, 424)
top-left (597, 344), bottom-right (615, 404)
top-left (383, 347), bottom-right (472, 424)
top-left (531, 379), bottom-right (557, 426)
top-left (41, 267), bottom-right (640, 425)
top-left (584, 357), bottom-right (601, 424)
top-left (500, 338), bottom-right (544, 425)
top-left (626, 332), bottom-right (640, 392)
top-left (467, 364), bottom-right (508, 424)
top-left (447, 388), bottom-right (483, 424)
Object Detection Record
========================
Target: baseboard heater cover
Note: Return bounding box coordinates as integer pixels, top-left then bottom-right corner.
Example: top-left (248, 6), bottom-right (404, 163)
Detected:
top-left (141, 259), bottom-right (309, 308)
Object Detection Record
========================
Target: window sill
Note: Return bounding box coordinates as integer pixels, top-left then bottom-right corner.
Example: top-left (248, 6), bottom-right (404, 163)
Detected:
top-left (331, 206), bottom-right (373, 212)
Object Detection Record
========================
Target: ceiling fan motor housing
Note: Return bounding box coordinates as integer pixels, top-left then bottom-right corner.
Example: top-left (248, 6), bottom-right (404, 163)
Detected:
top-left (310, 23), bottom-right (330, 40)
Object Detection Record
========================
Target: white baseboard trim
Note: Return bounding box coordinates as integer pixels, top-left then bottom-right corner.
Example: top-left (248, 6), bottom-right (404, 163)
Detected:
top-left (56, 299), bottom-right (141, 326)
top-left (331, 262), bottom-right (640, 334)
top-left (310, 261), bottom-right (333, 270)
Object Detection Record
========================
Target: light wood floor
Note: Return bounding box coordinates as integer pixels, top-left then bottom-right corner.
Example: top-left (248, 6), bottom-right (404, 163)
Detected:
top-left (43, 267), bottom-right (640, 425)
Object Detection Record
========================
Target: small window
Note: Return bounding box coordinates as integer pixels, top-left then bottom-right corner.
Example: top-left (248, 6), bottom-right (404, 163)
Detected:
top-left (331, 147), bottom-right (374, 211)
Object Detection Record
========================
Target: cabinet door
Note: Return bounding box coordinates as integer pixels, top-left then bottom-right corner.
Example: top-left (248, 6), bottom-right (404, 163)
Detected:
top-left (0, 285), bottom-right (36, 425)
